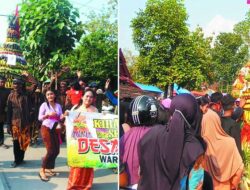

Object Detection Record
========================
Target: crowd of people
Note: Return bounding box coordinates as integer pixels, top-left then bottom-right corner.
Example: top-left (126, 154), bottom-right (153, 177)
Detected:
top-left (0, 71), bottom-right (117, 189)
top-left (120, 92), bottom-right (245, 190)
top-left (1, 69), bottom-right (246, 190)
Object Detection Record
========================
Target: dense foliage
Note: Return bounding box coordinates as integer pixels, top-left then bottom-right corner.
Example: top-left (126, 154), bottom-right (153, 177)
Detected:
top-left (129, 0), bottom-right (249, 90)
top-left (63, 0), bottom-right (118, 82)
top-left (20, 0), bottom-right (83, 81)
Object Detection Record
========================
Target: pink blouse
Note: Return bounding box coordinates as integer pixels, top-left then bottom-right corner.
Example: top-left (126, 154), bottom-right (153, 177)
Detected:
top-left (38, 102), bottom-right (63, 129)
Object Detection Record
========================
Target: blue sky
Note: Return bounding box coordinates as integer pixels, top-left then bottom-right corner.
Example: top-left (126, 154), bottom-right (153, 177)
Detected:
top-left (119, 0), bottom-right (249, 54)
top-left (0, 0), bottom-right (109, 44)
top-left (0, 0), bottom-right (249, 52)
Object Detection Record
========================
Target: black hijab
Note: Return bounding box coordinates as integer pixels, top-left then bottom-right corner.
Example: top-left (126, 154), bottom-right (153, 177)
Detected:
top-left (138, 94), bottom-right (205, 190)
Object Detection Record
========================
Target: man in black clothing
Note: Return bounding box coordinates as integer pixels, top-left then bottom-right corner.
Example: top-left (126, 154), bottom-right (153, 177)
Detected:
top-left (221, 94), bottom-right (242, 157)
top-left (6, 78), bottom-right (32, 167)
top-left (0, 76), bottom-right (10, 149)
top-left (30, 84), bottom-right (44, 145)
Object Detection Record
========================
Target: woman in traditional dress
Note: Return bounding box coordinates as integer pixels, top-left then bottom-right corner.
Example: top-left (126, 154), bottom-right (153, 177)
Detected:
top-left (67, 89), bottom-right (98, 190)
top-left (38, 90), bottom-right (63, 181)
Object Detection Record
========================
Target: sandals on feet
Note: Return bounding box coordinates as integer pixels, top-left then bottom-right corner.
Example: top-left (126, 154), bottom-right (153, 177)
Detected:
top-left (39, 172), bottom-right (49, 182)
top-left (46, 170), bottom-right (59, 177)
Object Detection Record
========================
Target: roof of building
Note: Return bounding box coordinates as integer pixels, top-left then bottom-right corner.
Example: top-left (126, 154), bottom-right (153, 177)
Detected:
top-left (135, 82), bottom-right (163, 93)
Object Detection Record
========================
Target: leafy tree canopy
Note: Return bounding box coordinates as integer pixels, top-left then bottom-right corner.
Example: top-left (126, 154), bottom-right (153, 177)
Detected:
top-left (19, 0), bottom-right (84, 81)
top-left (63, 0), bottom-right (118, 84)
top-left (211, 32), bottom-right (248, 84)
top-left (234, 10), bottom-right (250, 49)
top-left (131, 0), bottom-right (212, 89)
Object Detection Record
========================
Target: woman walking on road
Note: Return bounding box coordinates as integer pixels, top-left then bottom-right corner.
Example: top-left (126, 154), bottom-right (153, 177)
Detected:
top-left (67, 89), bottom-right (98, 190)
top-left (38, 90), bottom-right (63, 181)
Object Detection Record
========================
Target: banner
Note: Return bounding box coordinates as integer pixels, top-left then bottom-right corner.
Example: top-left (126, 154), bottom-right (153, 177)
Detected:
top-left (66, 111), bottom-right (118, 168)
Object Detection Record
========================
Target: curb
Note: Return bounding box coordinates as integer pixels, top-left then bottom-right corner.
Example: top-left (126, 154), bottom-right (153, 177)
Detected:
top-left (0, 171), bottom-right (9, 190)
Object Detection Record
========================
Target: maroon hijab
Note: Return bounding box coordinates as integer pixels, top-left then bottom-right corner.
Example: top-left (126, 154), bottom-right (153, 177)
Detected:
top-left (120, 127), bottom-right (152, 185)
top-left (138, 94), bottom-right (205, 190)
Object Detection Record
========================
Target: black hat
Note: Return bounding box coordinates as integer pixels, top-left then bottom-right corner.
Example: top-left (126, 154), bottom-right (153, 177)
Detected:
top-left (37, 82), bottom-right (42, 89)
top-left (0, 76), bottom-right (6, 81)
top-left (128, 95), bottom-right (158, 126)
top-left (13, 78), bottom-right (24, 85)
top-left (89, 82), bottom-right (98, 88)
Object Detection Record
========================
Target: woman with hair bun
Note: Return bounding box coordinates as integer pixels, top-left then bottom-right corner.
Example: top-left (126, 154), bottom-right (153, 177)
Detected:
top-left (38, 90), bottom-right (63, 181)
top-left (67, 89), bottom-right (98, 190)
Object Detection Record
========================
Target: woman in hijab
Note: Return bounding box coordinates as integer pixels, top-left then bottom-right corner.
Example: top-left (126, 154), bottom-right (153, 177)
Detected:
top-left (201, 108), bottom-right (244, 190)
top-left (137, 94), bottom-right (209, 190)
top-left (119, 95), bottom-right (160, 190)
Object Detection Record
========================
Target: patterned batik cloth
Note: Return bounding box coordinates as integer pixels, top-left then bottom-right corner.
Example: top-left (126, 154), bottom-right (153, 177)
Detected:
top-left (12, 125), bottom-right (30, 151)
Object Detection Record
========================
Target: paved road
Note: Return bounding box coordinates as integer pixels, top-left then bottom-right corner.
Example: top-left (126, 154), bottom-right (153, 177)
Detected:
top-left (0, 131), bottom-right (118, 190)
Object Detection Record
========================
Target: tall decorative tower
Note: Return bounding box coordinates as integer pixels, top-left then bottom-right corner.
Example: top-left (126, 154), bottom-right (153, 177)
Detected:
top-left (0, 6), bottom-right (26, 72)
top-left (0, 6), bottom-right (27, 87)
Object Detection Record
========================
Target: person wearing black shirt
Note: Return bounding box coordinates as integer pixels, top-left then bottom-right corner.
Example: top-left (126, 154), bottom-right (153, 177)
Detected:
top-left (221, 94), bottom-right (242, 157)
top-left (0, 76), bottom-right (10, 149)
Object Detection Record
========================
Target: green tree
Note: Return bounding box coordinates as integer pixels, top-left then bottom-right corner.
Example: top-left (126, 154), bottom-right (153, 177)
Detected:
top-left (234, 10), bottom-right (250, 52)
top-left (170, 27), bottom-right (213, 88)
top-left (131, 0), bottom-right (212, 89)
top-left (63, 1), bottom-right (117, 82)
top-left (19, 0), bottom-right (83, 80)
top-left (123, 49), bottom-right (138, 67)
top-left (122, 49), bottom-right (140, 80)
top-left (211, 32), bottom-right (248, 84)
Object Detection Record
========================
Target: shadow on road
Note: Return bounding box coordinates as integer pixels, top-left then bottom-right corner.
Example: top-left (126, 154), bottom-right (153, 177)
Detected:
top-left (92, 182), bottom-right (118, 190)
top-left (0, 171), bottom-right (59, 190)
top-left (0, 156), bottom-right (67, 170)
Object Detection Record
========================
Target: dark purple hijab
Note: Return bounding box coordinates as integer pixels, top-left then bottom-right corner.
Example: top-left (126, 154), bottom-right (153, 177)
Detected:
top-left (138, 94), bottom-right (205, 190)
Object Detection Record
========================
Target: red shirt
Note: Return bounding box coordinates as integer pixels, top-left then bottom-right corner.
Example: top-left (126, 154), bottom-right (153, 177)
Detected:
top-left (66, 89), bottom-right (82, 106)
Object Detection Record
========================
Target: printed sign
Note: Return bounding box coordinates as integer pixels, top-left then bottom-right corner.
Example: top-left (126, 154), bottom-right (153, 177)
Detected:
top-left (7, 54), bottom-right (16, 66)
top-left (66, 111), bottom-right (118, 168)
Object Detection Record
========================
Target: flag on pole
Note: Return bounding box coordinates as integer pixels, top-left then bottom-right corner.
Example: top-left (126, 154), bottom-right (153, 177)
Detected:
top-left (15, 5), bottom-right (20, 38)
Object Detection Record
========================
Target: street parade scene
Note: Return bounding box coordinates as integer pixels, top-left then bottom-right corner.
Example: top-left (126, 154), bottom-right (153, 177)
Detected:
top-left (119, 0), bottom-right (250, 190)
top-left (0, 0), bottom-right (117, 190)
top-left (0, 0), bottom-right (250, 190)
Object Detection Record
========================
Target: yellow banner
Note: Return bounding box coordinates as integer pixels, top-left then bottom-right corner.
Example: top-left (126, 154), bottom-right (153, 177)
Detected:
top-left (66, 111), bottom-right (118, 168)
